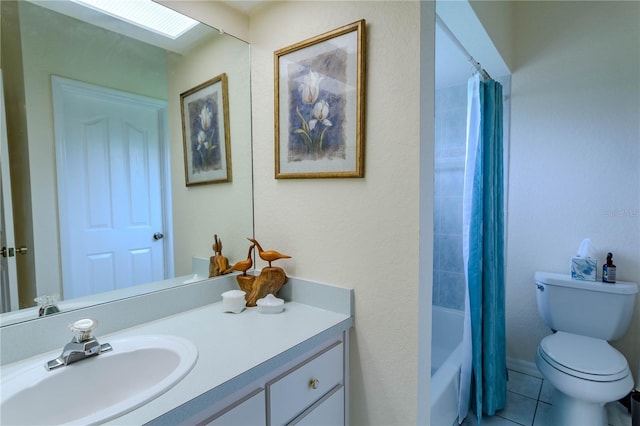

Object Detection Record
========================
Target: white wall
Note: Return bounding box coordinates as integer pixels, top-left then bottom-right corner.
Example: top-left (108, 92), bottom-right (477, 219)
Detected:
top-left (249, 2), bottom-right (430, 424)
top-left (506, 1), bottom-right (640, 379)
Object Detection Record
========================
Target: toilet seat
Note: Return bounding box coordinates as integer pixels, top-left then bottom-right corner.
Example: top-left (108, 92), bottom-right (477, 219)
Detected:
top-left (539, 332), bottom-right (629, 382)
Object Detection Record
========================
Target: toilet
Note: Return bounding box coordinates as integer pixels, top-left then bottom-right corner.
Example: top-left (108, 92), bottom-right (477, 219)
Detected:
top-left (534, 271), bottom-right (638, 426)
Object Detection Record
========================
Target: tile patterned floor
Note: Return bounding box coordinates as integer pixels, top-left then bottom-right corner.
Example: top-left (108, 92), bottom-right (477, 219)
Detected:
top-left (461, 369), bottom-right (633, 426)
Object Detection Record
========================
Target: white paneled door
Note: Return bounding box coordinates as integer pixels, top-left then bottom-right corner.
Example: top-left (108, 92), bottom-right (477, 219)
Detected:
top-left (52, 77), bottom-right (170, 299)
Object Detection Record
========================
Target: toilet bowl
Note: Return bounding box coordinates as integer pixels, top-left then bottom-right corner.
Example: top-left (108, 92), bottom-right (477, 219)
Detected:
top-left (534, 272), bottom-right (638, 426)
top-left (535, 332), bottom-right (633, 426)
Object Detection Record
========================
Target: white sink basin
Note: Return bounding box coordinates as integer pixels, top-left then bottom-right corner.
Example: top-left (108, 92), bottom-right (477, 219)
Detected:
top-left (1, 334), bottom-right (198, 425)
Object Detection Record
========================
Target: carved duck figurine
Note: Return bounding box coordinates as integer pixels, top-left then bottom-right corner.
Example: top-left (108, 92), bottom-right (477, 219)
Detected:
top-left (247, 238), bottom-right (291, 268)
top-left (211, 234), bottom-right (230, 276)
top-left (224, 244), bottom-right (254, 276)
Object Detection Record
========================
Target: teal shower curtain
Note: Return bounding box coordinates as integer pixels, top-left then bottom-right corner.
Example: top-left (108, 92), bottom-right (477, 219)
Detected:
top-left (459, 74), bottom-right (506, 423)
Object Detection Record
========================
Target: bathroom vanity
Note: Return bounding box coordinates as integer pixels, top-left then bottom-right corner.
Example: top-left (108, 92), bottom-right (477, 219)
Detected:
top-left (0, 275), bottom-right (354, 425)
top-left (126, 298), bottom-right (350, 425)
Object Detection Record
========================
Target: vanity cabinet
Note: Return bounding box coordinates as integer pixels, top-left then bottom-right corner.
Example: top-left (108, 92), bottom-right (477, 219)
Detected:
top-left (204, 389), bottom-right (266, 425)
top-left (289, 385), bottom-right (344, 426)
top-left (157, 336), bottom-right (347, 426)
top-left (267, 341), bottom-right (344, 425)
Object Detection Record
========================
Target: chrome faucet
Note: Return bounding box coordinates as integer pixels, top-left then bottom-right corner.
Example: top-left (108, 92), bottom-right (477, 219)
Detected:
top-left (45, 319), bottom-right (112, 371)
top-left (35, 295), bottom-right (61, 317)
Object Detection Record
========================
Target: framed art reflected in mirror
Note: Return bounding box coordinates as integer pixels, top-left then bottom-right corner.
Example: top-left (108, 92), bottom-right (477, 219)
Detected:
top-left (181, 73), bottom-right (232, 186)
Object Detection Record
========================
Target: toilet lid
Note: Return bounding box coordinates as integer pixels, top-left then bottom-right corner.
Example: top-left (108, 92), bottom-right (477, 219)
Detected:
top-left (540, 332), bottom-right (629, 381)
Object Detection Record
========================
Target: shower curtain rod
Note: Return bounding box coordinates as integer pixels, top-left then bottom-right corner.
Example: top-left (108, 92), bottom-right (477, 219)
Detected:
top-left (436, 14), bottom-right (492, 81)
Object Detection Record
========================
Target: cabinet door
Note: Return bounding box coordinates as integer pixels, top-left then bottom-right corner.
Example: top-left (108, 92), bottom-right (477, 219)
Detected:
top-left (205, 389), bottom-right (266, 426)
top-left (268, 342), bottom-right (343, 425)
top-left (288, 385), bottom-right (344, 426)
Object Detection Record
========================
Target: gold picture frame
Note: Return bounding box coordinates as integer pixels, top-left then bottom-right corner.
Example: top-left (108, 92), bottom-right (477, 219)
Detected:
top-left (275, 20), bottom-right (366, 179)
top-left (180, 73), bottom-right (231, 186)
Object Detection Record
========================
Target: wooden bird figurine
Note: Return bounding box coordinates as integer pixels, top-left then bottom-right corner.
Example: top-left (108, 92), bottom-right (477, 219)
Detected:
top-left (209, 234), bottom-right (230, 277)
top-left (224, 244), bottom-right (254, 276)
top-left (247, 238), bottom-right (291, 268)
top-left (212, 234), bottom-right (223, 254)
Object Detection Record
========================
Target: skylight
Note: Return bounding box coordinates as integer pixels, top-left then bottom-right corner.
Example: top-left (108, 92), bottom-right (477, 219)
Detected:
top-left (71, 0), bottom-right (199, 39)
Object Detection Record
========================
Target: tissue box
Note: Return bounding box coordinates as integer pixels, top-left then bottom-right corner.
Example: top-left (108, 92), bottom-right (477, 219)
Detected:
top-left (570, 257), bottom-right (597, 281)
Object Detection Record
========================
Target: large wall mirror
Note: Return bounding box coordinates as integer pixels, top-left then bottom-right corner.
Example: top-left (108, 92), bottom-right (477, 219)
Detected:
top-left (0, 0), bottom-right (253, 325)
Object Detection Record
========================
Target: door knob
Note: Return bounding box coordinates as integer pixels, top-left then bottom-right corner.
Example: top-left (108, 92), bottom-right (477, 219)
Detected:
top-left (153, 232), bottom-right (164, 241)
top-left (0, 247), bottom-right (14, 257)
top-left (16, 246), bottom-right (28, 255)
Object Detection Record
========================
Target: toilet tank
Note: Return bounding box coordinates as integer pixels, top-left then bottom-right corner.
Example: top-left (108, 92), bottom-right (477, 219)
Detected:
top-left (535, 272), bottom-right (638, 340)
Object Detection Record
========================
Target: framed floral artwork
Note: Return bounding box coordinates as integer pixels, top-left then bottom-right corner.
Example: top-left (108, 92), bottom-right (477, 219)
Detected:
top-left (275, 19), bottom-right (366, 179)
top-left (180, 73), bottom-right (231, 186)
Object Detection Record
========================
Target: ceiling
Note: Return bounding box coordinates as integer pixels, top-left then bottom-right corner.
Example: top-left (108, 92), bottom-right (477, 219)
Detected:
top-left (30, 0), bottom-right (217, 54)
top-left (222, 0), bottom-right (267, 14)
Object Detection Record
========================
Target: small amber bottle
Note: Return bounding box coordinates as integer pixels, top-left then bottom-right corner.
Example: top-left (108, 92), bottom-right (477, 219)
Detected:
top-left (602, 252), bottom-right (616, 283)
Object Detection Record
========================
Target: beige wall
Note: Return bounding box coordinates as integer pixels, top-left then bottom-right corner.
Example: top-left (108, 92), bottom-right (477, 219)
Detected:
top-left (168, 35), bottom-right (253, 276)
top-left (250, 1), bottom-right (429, 424)
top-left (506, 1), bottom-right (640, 379)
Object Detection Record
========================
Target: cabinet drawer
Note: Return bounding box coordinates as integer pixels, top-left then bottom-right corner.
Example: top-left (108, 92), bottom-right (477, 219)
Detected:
top-left (268, 342), bottom-right (343, 425)
top-left (289, 385), bottom-right (344, 426)
top-left (204, 388), bottom-right (266, 426)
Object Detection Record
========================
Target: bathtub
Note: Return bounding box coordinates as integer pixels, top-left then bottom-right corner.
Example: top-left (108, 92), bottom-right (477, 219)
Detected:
top-left (431, 306), bottom-right (464, 426)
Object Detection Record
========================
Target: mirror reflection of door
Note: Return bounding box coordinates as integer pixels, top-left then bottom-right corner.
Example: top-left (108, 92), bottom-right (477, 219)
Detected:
top-left (52, 76), bottom-right (172, 299)
top-left (0, 70), bottom-right (19, 312)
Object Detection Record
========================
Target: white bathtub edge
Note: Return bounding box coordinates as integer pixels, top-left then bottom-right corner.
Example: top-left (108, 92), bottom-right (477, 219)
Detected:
top-left (431, 343), bottom-right (462, 426)
top-left (430, 306), bottom-right (464, 426)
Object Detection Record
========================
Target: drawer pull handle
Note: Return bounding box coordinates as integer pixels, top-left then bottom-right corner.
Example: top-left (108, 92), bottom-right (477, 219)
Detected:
top-left (309, 378), bottom-right (319, 389)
